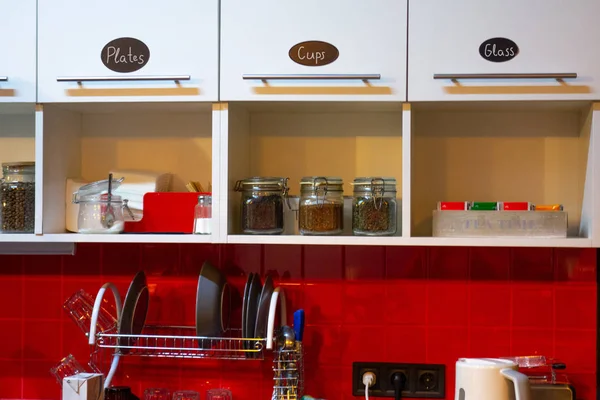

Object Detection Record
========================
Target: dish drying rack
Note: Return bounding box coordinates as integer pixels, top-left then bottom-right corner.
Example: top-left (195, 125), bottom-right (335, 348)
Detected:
top-left (88, 282), bottom-right (297, 395)
top-left (95, 326), bottom-right (266, 360)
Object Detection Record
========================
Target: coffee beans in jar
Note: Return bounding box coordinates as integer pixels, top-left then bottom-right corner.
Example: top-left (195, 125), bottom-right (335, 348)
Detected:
top-left (351, 177), bottom-right (397, 236)
top-left (235, 177), bottom-right (289, 235)
top-left (0, 162), bottom-right (35, 233)
top-left (299, 176), bottom-right (344, 235)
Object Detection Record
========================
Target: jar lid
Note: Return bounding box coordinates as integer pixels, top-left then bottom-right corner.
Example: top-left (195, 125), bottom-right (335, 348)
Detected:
top-left (2, 161), bottom-right (35, 168)
top-left (234, 177), bottom-right (289, 191)
top-left (76, 193), bottom-right (123, 204)
top-left (300, 176), bottom-right (343, 189)
top-left (72, 177), bottom-right (124, 203)
top-left (352, 177), bottom-right (397, 192)
top-left (76, 177), bottom-right (124, 198)
top-left (2, 162), bottom-right (35, 174)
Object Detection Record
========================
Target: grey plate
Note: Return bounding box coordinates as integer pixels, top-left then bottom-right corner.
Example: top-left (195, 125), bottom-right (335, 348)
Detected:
top-left (196, 261), bottom-right (229, 340)
top-left (241, 272), bottom-right (254, 340)
top-left (244, 273), bottom-right (262, 358)
top-left (254, 275), bottom-right (274, 339)
top-left (118, 270), bottom-right (149, 354)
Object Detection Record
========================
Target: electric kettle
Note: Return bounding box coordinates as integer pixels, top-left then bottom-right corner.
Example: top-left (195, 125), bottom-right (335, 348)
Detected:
top-left (455, 358), bottom-right (532, 400)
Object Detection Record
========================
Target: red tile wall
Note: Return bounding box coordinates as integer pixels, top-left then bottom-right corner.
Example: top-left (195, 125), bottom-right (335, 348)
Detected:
top-left (0, 244), bottom-right (596, 400)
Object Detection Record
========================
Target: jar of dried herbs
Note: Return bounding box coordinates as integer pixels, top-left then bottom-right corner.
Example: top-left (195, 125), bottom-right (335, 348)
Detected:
top-left (0, 162), bottom-right (35, 233)
top-left (299, 176), bottom-right (344, 235)
top-left (235, 177), bottom-right (289, 234)
top-left (352, 177), bottom-right (397, 236)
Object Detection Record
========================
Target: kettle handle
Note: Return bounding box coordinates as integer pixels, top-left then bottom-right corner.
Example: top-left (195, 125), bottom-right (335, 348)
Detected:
top-left (500, 368), bottom-right (531, 400)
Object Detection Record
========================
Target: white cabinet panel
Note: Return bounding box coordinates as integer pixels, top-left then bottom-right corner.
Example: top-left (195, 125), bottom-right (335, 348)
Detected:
top-left (221, 0), bottom-right (407, 101)
top-left (408, 0), bottom-right (600, 101)
top-left (38, 0), bottom-right (218, 103)
top-left (0, 0), bottom-right (36, 103)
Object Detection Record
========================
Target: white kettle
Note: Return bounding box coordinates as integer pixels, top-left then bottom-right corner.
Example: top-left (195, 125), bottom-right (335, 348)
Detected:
top-left (455, 358), bottom-right (532, 400)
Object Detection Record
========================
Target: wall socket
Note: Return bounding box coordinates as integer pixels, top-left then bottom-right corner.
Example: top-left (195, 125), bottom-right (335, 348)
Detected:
top-left (352, 362), bottom-right (445, 398)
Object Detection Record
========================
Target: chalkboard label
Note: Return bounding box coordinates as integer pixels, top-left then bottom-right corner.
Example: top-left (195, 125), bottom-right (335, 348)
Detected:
top-left (289, 41), bottom-right (339, 66)
top-left (101, 37), bottom-right (150, 73)
top-left (479, 37), bottom-right (519, 63)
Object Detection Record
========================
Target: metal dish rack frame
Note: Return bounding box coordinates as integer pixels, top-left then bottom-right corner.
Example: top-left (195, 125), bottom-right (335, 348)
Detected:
top-left (95, 326), bottom-right (266, 360)
top-left (88, 283), bottom-right (301, 395)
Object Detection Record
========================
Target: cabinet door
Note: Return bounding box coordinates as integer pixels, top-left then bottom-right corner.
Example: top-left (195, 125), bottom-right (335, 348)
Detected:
top-left (221, 0), bottom-right (407, 101)
top-left (38, 0), bottom-right (218, 103)
top-left (0, 0), bottom-right (36, 103)
top-left (409, 0), bottom-right (600, 101)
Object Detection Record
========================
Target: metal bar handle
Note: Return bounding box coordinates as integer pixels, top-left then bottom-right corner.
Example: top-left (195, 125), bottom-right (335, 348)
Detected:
top-left (0, 77), bottom-right (7, 82)
top-left (57, 75), bottom-right (191, 82)
top-left (243, 74), bottom-right (381, 80)
top-left (433, 73), bottom-right (577, 80)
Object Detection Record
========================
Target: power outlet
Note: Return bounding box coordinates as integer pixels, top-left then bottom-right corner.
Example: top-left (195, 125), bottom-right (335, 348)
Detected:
top-left (352, 362), bottom-right (445, 398)
top-left (417, 369), bottom-right (439, 393)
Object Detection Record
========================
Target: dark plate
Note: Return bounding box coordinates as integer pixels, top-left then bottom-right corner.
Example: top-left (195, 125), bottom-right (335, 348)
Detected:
top-left (118, 270), bottom-right (149, 354)
top-left (196, 261), bottom-right (230, 340)
top-left (254, 275), bottom-right (274, 339)
top-left (245, 273), bottom-right (262, 358)
top-left (241, 272), bottom-right (254, 341)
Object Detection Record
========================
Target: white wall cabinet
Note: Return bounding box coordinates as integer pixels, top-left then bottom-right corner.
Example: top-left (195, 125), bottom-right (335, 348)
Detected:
top-left (38, 0), bottom-right (219, 103)
top-left (2, 2), bottom-right (600, 249)
top-left (0, 0), bottom-right (36, 103)
top-left (408, 0), bottom-right (600, 101)
top-left (220, 0), bottom-right (407, 101)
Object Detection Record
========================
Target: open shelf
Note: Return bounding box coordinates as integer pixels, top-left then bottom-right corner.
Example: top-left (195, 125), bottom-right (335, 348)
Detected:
top-left (0, 100), bottom-right (597, 248)
top-left (226, 234), bottom-right (591, 247)
top-left (42, 233), bottom-right (213, 243)
top-left (0, 104), bottom-right (39, 238)
top-left (222, 101), bottom-right (406, 240)
top-left (410, 101), bottom-right (595, 242)
top-left (41, 102), bottom-right (216, 242)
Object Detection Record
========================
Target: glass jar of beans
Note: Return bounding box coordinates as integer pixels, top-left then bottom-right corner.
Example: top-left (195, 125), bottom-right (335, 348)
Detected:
top-left (299, 176), bottom-right (344, 235)
top-left (235, 177), bottom-right (289, 234)
top-left (0, 162), bottom-right (35, 233)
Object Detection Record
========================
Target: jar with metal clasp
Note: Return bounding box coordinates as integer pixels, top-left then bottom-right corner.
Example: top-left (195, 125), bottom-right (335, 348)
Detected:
top-left (72, 177), bottom-right (134, 234)
top-left (0, 162), bottom-right (35, 233)
top-left (234, 177), bottom-right (290, 235)
top-left (351, 177), bottom-right (397, 236)
top-left (299, 176), bottom-right (344, 235)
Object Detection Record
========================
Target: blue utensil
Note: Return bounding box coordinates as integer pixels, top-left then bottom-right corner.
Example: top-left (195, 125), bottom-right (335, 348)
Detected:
top-left (293, 309), bottom-right (305, 341)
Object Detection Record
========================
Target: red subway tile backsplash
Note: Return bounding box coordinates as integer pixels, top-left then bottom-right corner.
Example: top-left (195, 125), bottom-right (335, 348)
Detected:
top-left (469, 284), bottom-right (511, 327)
top-left (428, 247), bottom-right (469, 280)
top-left (0, 245), bottom-right (596, 400)
top-left (344, 246), bottom-right (385, 280)
top-left (470, 247), bottom-right (510, 281)
top-left (385, 246), bottom-right (427, 279)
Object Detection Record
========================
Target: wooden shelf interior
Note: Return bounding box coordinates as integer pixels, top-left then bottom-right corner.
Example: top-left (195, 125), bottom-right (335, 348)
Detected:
top-left (42, 103), bottom-right (213, 234)
top-left (0, 112), bottom-right (35, 166)
top-left (225, 102), bottom-right (404, 235)
top-left (410, 102), bottom-right (593, 238)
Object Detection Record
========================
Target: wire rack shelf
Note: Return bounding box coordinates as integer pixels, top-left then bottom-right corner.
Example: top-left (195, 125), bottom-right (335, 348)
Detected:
top-left (96, 326), bottom-right (266, 360)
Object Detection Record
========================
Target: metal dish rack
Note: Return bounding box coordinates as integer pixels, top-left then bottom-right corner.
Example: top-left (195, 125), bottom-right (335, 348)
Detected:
top-left (95, 326), bottom-right (266, 360)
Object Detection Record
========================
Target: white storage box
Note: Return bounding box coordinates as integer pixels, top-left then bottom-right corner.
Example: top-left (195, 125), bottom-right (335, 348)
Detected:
top-left (62, 373), bottom-right (104, 400)
top-left (432, 210), bottom-right (567, 238)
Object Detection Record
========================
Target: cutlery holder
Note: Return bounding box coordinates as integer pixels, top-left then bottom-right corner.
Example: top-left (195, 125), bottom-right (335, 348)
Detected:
top-left (272, 342), bottom-right (304, 400)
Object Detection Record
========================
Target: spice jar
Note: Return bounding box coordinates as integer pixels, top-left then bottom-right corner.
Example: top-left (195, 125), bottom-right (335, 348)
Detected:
top-left (235, 177), bottom-right (289, 234)
top-left (299, 176), bottom-right (344, 235)
top-left (0, 162), bottom-right (35, 233)
top-left (193, 194), bottom-right (212, 235)
top-left (352, 177), bottom-right (397, 236)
